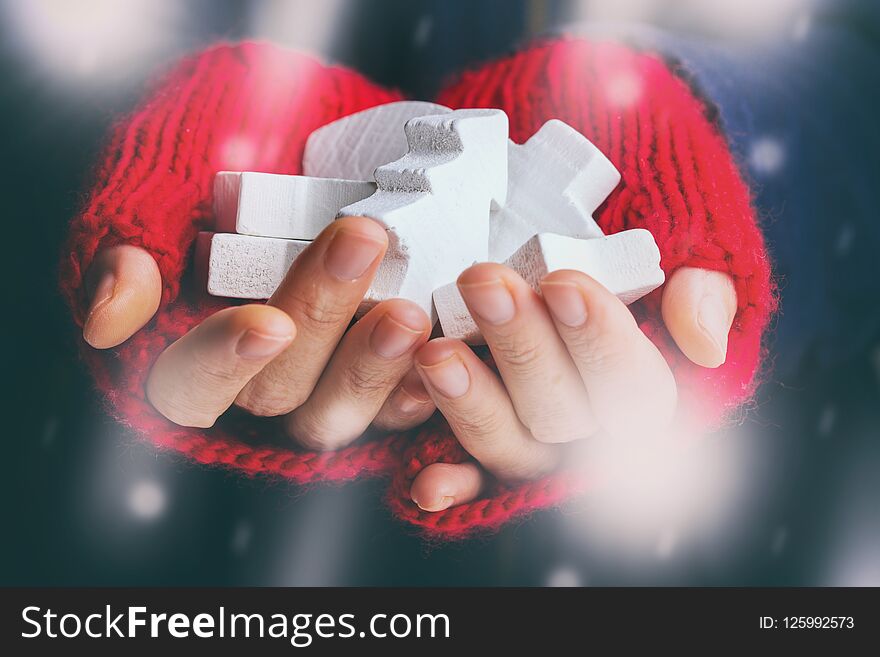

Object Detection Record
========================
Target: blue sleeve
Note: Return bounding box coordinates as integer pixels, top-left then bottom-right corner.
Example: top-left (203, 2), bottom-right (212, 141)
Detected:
top-left (561, 6), bottom-right (880, 375)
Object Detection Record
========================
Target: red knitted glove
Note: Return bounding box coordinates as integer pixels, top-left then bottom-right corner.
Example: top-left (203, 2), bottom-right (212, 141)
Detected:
top-left (387, 38), bottom-right (775, 537)
top-left (60, 42), bottom-right (411, 482)
top-left (61, 39), bottom-right (774, 540)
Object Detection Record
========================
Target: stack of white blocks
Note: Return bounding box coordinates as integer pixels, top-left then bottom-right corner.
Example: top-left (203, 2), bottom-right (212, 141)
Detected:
top-left (198, 100), bottom-right (665, 341)
top-left (198, 101), bottom-right (450, 301)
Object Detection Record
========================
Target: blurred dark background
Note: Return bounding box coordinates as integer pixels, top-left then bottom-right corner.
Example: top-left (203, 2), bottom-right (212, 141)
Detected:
top-left (1, 0), bottom-right (878, 585)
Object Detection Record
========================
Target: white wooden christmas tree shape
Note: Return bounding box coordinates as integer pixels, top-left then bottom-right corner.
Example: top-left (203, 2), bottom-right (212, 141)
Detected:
top-left (303, 101), bottom-right (452, 181)
top-left (489, 119), bottom-right (620, 262)
top-left (338, 108), bottom-right (509, 319)
top-left (434, 230), bottom-right (665, 344)
top-left (204, 106), bottom-right (660, 338)
top-left (214, 172), bottom-right (375, 240)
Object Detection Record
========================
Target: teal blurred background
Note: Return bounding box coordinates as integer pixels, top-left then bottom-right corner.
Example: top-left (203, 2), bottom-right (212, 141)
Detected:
top-left (1, 0), bottom-right (877, 586)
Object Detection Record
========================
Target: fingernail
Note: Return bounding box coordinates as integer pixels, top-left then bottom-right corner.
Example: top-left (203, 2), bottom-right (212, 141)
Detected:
top-left (391, 383), bottom-right (430, 414)
top-left (235, 329), bottom-right (293, 359)
top-left (86, 270), bottom-right (116, 318)
top-left (697, 294), bottom-right (730, 360)
top-left (324, 227), bottom-right (386, 281)
top-left (413, 495), bottom-right (455, 512)
top-left (370, 313), bottom-right (424, 359)
top-left (419, 353), bottom-right (470, 399)
top-left (458, 279), bottom-right (515, 325)
top-left (541, 281), bottom-right (588, 327)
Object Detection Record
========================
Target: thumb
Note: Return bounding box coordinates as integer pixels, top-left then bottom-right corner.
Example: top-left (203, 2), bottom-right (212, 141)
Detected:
top-left (83, 245), bottom-right (162, 349)
top-left (661, 267), bottom-right (737, 368)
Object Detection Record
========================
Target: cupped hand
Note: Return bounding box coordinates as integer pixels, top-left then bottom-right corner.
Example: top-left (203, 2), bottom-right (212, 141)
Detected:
top-left (409, 262), bottom-right (737, 512)
top-left (81, 218), bottom-right (735, 474)
top-left (82, 217), bottom-right (436, 449)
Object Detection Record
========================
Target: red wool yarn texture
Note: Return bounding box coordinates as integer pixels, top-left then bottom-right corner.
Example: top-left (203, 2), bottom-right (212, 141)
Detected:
top-left (60, 39), bottom-right (774, 539)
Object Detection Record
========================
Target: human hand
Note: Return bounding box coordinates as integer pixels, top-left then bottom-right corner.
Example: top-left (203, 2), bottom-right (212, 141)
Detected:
top-left (408, 262), bottom-right (736, 512)
top-left (82, 216), bottom-right (436, 449)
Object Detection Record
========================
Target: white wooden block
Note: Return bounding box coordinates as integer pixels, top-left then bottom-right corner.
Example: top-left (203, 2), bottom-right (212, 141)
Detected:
top-left (434, 230), bottom-right (664, 344)
top-left (489, 119), bottom-right (621, 262)
top-left (214, 171), bottom-right (374, 240)
top-left (339, 108), bottom-right (509, 320)
top-left (197, 232), bottom-right (309, 299)
top-left (303, 101), bottom-right (452, 181)
top-left (509, 231), bottom-right (664, 302)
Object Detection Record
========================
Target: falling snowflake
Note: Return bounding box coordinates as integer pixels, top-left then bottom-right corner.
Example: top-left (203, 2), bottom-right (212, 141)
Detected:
top-left (219, 136), bottom-right (258, 171)
top-left (412, 15), bottom-right (433, 49)
top-left (604, 70), bottom-right (642, 108)
top-left (128, 480), bottom-right (166, 520)
top-left (749, 137), bottom-right (785, 175)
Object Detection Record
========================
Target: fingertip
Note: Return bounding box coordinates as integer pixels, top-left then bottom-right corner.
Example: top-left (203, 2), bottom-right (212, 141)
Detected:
top-left (333, 215), bottom-right (390, 247)
top-left (457, 261), bottom-right (512, 286)
top-left (410, 487), bottom-right (454, 513)
top-left (540, 269), bottom-right (625, 318)
top-left (227, 306), bottom-right (296, 360)
top-left (82, 267), bottom-right (118, 348)
top-left (410, 462), bottom-right (484, 512)
top-left (230, 304), bottom-right (297, 341)
top-left (541, 269), bottom-right (640, 342)
top-left (541, 268), bottom-right (601, 290)
top-left (695, 294), bottom-right (730, 368)
top-left (662, 267), bottom-right (736, 368)
top-left (82, 245), bottom-right (162, 349)
top-left (414, 337), bottom-right (468, 367)
top-left (147, 304), bottom-right (294, 428)
top-left (457, 262), bottom-right (537, 307)
top-left (372, 298), bottom-right (433, 334)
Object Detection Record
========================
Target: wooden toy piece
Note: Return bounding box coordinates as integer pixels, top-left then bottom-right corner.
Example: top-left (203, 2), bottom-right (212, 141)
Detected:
top-left (303, 101), bottom-right (452, 181)
top-left (339, 108), bottom-right (510, 320)
top-left (197, 232), bottom-right (310, 299)
top-left (434, 229), bottom-right (664, 344)
top-left (214, 172), bottom-right (374, 240)
top-left (489, 119), bottom-right (621, 262)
